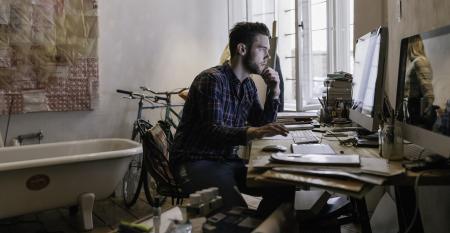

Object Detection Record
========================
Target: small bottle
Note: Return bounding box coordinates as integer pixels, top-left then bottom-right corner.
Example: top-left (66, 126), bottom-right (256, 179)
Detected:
top-left (153, 197), bottom-right (161, 233)
top-left (208, 187), bottom-right (223, 211)
top-left (186, 193), bottom-right (204, 218)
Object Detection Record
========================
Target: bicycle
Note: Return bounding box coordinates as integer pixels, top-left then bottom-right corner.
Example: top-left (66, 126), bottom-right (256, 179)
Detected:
top-left (140, 86), bottom-right (187, 142)
top-left (117, 87), bottom-right (186, 207)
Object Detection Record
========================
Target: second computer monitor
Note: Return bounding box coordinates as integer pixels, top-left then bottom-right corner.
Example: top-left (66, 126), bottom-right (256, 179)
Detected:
top-left (395, 24), bottom-right (450, 157)
top-left (349, 27), bottom-right (387, 131)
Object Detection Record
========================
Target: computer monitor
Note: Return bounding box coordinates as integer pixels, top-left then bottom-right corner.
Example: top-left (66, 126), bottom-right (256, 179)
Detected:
top-left (349, 27), bottom-right (388, 132)
top-left (396, 24), bottom-right (450, 158)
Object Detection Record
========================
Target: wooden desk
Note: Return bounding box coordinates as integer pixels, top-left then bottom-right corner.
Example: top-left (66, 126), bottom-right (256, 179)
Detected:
top-left (247, 133), bottom-right (450, 189)
top-left (246, 131), bottom-right (450, 232)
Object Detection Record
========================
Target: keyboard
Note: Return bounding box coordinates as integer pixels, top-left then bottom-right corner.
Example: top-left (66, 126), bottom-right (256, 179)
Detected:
top-left (403, 143), bottom-right (429, 160)
top-left (290, 130), bottom-right (319, 144)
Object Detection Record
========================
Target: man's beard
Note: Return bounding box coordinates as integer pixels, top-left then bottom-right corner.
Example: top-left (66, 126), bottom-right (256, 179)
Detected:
top-left (243, 52), bottom-right (262, 74)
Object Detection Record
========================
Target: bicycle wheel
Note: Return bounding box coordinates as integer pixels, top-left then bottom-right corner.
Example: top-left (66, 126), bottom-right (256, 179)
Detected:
top-left (142, 159), bottom-right (167, 207)
top-left (122, 155), bottom-right (144, 207)
top-left (122, 124), bottom-right (144, 207)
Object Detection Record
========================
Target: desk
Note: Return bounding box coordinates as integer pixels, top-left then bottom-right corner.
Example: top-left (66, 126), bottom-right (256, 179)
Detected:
top-left (246, 130), bottom-right (450, 232)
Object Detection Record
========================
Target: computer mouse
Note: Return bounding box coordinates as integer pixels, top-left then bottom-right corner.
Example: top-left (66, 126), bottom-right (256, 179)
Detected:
top-left (262, 145), bottom-right (287, 152)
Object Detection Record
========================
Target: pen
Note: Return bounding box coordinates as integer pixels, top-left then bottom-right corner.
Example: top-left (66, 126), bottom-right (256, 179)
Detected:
top-left (318, 97), bottom-right (326, 109)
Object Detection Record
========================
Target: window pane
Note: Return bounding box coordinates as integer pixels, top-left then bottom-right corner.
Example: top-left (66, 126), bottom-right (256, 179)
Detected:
top-left (350, 25), bottom-right (354, 72)
top-left (251, 0), bottom-right (275, 14)
top-left (250, 0), bottom-right (275, 28)
top-left (299, 0), bottom-right (328, 107)
top-left (311, 0), bottom-right (326, 5)
top-left (350, 0), bottom-right (354, 25)
top-left (349, 0), bottom-right (354, 74)
top-left (278, 0), bottom-right (297, 110)
top-left (311, 2), bottom-right (327, 30)
top-left (312, 29), bottom-right (327, 52)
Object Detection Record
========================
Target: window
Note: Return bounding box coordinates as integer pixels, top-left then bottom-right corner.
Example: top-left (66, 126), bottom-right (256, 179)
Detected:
top-left (228, 0), bottom-right (353, 111)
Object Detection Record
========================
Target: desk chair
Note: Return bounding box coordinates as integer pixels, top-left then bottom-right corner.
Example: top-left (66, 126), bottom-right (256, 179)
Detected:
top-left (142, 123), bottom-right (187, 205)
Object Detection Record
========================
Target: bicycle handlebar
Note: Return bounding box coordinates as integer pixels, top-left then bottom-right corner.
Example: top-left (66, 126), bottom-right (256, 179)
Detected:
top-left (140, 86), bottom-right (188, 96)
top-left (116, 89), bottom-right (133, 95)
top-left (116, 89), bottom-right (168, 102)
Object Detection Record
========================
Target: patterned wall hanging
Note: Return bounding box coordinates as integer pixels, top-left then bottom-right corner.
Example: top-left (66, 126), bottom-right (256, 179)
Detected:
top-left (0, 0), bottom-right (98, 114)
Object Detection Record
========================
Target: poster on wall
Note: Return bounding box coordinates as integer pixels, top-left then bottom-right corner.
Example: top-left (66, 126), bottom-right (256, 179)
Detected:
top-left (0, 0), bottom-right (98, 114)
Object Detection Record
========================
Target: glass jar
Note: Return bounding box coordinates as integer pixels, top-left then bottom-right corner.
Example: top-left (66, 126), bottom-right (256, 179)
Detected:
top-left (380, 123), bottom-right (403, 160)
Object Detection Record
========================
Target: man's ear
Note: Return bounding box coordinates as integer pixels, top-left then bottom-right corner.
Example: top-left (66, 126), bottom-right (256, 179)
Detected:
top-left (237, 43), bottom-right (247, 56)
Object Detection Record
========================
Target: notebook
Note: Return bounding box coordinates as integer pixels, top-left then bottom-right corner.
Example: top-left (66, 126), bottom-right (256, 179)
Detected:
top-left (271, 154), bottom-right (360, 166)
top-left (291, 143), bottom-right (336, 155)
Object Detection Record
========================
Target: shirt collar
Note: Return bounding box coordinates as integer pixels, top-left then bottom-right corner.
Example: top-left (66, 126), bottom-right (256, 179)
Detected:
top-left (224, 62), bottom-right (250, 86)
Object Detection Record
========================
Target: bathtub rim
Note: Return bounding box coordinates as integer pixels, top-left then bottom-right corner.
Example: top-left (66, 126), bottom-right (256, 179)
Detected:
top-left (0, 138), bottom-right (142, 172)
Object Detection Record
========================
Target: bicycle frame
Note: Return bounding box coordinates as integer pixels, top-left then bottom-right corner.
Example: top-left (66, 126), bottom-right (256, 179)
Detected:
top-left (139, 86), bottom-right (186, 142)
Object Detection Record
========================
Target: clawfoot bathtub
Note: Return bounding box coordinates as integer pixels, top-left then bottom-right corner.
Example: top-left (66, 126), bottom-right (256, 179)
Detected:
top-left (0, 138), bottom-right (142, 230)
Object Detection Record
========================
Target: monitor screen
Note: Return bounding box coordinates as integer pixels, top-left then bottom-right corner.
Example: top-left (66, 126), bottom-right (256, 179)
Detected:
top-left (396, 25), bottom-right (450, 157)
top-left (352, 29), bottom-right (382, 116)
top-left (350, 27), bottom-right (387, 131)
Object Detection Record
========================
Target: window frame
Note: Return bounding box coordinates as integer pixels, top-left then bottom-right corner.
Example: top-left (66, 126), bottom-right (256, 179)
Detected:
top-left (227, 0), bottom-right (353, 111)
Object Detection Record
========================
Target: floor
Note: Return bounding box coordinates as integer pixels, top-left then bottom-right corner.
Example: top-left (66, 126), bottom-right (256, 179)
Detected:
top-left (0, 192), bottom-right (362, 233)
top-left (0, 192), bottom-right (164, 233)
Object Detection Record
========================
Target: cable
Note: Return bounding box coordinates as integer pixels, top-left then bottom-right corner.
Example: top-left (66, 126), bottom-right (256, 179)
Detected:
top-left (328, 130), bottom-right (356, 147)
top-left (404, 171), bottom-right (425, 233)
top-left (3, 97), bottom-right (14, 146)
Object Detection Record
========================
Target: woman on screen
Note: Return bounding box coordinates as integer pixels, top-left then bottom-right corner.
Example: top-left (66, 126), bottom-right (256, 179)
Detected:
top-left (404, 35), bottom-right (437, 129)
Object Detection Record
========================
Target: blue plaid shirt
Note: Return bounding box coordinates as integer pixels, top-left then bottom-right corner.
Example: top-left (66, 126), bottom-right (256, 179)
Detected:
top-left (171, 64), bottom-right (279, 163)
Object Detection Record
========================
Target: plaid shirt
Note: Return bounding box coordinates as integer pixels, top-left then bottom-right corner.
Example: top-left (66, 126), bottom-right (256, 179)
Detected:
top-left (171, 64), bottom-right (279, 163)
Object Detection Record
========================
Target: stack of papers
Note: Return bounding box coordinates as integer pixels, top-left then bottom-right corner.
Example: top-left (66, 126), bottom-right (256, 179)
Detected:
top-left (271, 154), bottom-right (361, 166)
top-left (247, 138), bottom-right (406, 197)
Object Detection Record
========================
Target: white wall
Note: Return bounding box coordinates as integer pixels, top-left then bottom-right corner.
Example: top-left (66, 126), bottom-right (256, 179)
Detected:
top-left (0, 0), bottom-right (228, 144)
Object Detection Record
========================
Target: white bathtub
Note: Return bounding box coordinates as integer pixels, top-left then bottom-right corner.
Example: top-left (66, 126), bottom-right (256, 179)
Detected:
top-left (0, 138), bottom-right (142, 230)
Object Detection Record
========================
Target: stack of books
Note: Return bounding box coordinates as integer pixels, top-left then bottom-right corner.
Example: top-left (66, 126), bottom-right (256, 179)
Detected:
top-left (321, 72), bottom-right (353, 123)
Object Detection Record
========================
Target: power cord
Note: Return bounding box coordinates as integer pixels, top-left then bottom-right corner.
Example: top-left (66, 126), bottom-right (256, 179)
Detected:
top-left (328, 130), bottom-right (356, 147)
top-left (404, 171), bottom-right (425, 233)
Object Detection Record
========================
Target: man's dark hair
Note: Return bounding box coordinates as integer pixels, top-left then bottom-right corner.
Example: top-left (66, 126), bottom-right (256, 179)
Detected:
top-left (229, 22), bottom-right (271, 59)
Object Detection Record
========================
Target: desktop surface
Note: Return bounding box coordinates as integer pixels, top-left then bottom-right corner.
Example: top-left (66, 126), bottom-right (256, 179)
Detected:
top-left (247, 128), bottom-right (450, 189)
top-left (246, 128), bottom-right (450, 233)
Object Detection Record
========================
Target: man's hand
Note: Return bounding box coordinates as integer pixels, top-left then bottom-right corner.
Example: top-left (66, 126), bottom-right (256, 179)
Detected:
top-left (247, 123), bottom-right (289, 141)
top-left (261, 67), bottom-right (280, 99)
